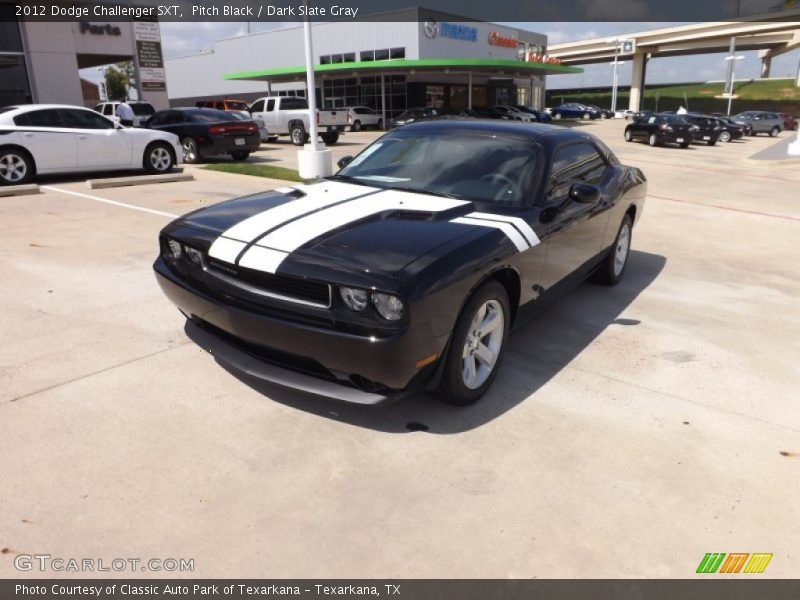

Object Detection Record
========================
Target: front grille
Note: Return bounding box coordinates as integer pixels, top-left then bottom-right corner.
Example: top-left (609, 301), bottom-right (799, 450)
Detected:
top-left (207, 259), bottom-right (331, 308)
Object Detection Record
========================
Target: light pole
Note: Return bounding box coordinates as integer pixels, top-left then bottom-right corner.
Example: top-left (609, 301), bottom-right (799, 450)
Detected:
top-left (297, 1), bottom-right (332, 179)
top-left (724, 53), bottom-right (745, 116)
top-left (611, 39), bottom-right (620, 113)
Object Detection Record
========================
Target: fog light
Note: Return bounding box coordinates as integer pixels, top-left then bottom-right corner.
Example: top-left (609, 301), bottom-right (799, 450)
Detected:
top-left (373, 293), bottom-right (404, 321)
top-left (340, 286), bottom-right (368, 311)
top-left (167, 239), bottom-right (182, 260)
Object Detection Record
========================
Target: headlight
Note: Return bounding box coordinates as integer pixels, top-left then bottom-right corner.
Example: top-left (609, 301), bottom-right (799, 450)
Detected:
top-left (185, 246), bottom-right (202, 265)
top-left (373, 293), bottom-right (404, 321)
top-left (167, 239), bottom-right (182, 260)
top-left (340, 286), bottom-right (368, 312)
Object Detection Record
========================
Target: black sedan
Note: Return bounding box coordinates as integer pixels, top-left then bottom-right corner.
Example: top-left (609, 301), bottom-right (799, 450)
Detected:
top-left (714, 117), bottom-right (746, 143)
top-left (146, 108), bottom-right (261, 163)
top-left (389, 107), bottom-right (444, 128)
top-left (624, 114), bottom-right (697, 148)
top-left (154, 121), bottom-right (646, 406)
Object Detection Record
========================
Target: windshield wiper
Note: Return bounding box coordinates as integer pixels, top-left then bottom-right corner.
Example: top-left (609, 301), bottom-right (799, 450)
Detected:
top-left (383, 185), bottom-right (462, 200)
top-left (324, 174), bottom-right (371, 186)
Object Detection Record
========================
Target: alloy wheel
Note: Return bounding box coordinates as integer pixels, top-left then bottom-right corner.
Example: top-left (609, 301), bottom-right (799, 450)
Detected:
top-left (150, 146), bottom-right (172, 171)
top-left (0, 153), bottom-right (27, 183)
top-left (614, 223), bottom-right (631, 277)
top-left (182, 138), bottom-right (198, 163)
top-left (461, 299), bottom-right (505, 390)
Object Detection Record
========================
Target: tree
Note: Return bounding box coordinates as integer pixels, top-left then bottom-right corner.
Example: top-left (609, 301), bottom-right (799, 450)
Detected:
top-left (104, 62), bottom-right (133, 101)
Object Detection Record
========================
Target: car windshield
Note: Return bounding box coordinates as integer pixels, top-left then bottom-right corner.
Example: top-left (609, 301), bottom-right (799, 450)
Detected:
top-left (337, 128), bottom-right (541, 205)
top-left (131, 104), bottom-right (155, 116)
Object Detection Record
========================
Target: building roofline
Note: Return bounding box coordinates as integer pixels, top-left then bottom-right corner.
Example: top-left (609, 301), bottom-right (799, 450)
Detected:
top-left (224, 57), bottom-right (581, 81)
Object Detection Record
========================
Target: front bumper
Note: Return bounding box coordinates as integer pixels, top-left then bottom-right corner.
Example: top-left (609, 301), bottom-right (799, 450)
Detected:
top-left (154, 259), bottom-right (444, 403)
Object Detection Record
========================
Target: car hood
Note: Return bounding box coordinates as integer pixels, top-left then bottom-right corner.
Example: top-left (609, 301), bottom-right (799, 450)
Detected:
top-left (181, 180), bottom-right (487, 280)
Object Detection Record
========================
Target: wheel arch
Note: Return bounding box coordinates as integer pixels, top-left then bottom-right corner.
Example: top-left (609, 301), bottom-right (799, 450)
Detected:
top-left (142, 139), bottom-right (176, 167)
top-left (0, 144), bottom-right (37, 176)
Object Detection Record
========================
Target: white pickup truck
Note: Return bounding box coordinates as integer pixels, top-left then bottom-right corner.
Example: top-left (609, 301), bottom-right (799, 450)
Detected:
top-left (249, 96), bottom-right (347, 145)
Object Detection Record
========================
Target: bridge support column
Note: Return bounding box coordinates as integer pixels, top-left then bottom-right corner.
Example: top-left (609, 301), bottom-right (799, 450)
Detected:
top-left (761, 56), bottom-right (772, 79)
top-left (628, 51), bottom-right (648, 112)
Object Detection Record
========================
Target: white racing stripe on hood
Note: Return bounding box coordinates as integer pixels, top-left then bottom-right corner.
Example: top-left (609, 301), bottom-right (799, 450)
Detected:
top-left (465, 212), bottom-right (540, 246)
top-left (208, 237), bottom-right (248, 263)
top-left (252, 189), bottom-right (470, 254)
top-left (450, 217), bottom-right (530, 252)
top-left (237, 245), bottom-right (289, 273)
top-left (218, 181), bottom-right (379, 244)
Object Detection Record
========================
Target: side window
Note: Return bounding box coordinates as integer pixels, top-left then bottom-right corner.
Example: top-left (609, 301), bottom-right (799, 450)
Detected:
top-left (60, 109), bottom-right (114, 129)
top-left (250, 99), bottom-right (265, 113)
top-left (165, 111), bottom-right (185, 125)
top-left (148, 113), bottom-right (164, 126)
top-left (549, 143), bottom-right (608, 197)
top-left (15, 109), bottom-right (64, 128)
top-left (103, 105), bottom-right (114, 116)
top-left (266, 99), bottom-right (275, 112)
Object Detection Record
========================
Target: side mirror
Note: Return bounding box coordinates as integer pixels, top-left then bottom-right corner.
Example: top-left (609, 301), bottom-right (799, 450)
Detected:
top-left (337, 156), bottom-right (353, 169)
top-left (569, 182), bottom-right (600, 204)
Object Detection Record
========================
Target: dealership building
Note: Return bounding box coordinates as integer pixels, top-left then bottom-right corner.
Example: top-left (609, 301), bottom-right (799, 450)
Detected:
top-left (0, 1), bottom-right (169, 109)
top-left (165, 9), bottom-right (580, 121)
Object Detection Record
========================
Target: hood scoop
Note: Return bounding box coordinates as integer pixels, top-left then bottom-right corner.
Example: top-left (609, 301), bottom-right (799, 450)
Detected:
top-left (386, 202), bottom-right (475, 222)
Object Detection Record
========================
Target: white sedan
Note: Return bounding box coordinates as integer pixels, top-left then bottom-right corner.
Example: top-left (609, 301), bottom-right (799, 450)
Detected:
top-left (0, 104), bottom-right (182, 185)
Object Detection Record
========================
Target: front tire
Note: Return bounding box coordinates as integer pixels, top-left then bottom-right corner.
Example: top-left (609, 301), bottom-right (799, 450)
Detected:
top-left (582, 112), bottom-right (591, 120)
top-left (624, 129), bottom-right (633, 142)
top-left (0, 148), bottom-right (34, 185)
top-left (719, 130), bottom-right (731, 143)
top-left (648, 133), bottom-right (658, 146)
top-left (181, 137), bottom-right (200, 164)
top-left (595, 215), bottom-right (633, 286)
top-left (436, 281), bottom-right (510, 407)
top-left (143, 142), bottom-right (175, 173)
top-left (770, 126), bottom-right (780, 137)
top-left (554, 113), bottom-right (562, 120)
top-left (351, 120), bottom-right (361, 132)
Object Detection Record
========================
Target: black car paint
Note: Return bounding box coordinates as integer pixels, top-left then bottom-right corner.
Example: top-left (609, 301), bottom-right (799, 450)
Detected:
top-left (154, 121), bottom-right (646, 403)
top-left (146, 108), bottom-right (260, 158)
top-left (681, 114), bottom-right (721, 145)
top-left (625, 114), bottom-right (696, 146)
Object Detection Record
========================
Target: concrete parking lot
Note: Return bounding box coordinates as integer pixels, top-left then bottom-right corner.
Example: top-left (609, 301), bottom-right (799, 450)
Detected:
top-left (1, 119), bottom-right (798, 578)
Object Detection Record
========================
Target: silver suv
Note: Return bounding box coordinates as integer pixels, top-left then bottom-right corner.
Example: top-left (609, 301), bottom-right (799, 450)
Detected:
top-left (732, 111), bottom-right (783, 137)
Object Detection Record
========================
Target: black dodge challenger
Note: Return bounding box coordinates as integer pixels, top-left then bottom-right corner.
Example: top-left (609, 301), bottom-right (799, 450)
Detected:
top-left (154, 121), bottom-right (646, 406)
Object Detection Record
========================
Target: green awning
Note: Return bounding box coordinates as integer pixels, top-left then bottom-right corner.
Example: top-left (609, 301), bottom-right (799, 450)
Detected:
top-left (224, 57), bottom-right (582, 82)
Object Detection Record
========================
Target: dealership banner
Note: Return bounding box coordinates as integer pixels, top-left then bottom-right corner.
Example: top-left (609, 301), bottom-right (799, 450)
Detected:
top-left (6, 0), bottom-right (800, 22)
top-left (4, 580), bottom-right (800, 599)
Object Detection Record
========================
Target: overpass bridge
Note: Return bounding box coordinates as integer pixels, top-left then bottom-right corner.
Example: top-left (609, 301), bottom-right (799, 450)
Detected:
top-left (547, 10), bottom-right (800, 111)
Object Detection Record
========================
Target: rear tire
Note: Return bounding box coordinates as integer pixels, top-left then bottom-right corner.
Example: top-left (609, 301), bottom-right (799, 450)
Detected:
top-left (321, 131), bottom-right (340, 145)
top-left (582, 112), bottom-right (591, 120)
top-left (143, 142), bottom-right (175, 173)
top-left (595, 214), bottom-right (633, 286)
top-left (435, 281), bottom-right (511, 407)
top-left (0, 147), bottom-right (34, 185)
top-left (648, 133), bottom-right (658, 146)
top-left (351, 120), bottom-right (361, 132)
top-left (680, 142), bottom-right (691, 148)
top-left (624, 129), bottom-right (633, 142)
top-left (719, 130), bottom-right (731, 143)
top-left (707, 139), bottom-right (716, 146)
top-left (769, 126), bottom-right (780, 137)
top-left (554, 113), bottom-right (562, 120)
top-left (290, 124), bottom-right (308, 146)
top-left (230, 151), bottom-right (250, 161)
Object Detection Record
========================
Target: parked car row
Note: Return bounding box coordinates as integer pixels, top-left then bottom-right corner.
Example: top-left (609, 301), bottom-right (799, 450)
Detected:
top-left (388, 105), bottom-right (553, 128)
top-left (623, 109), bottom-right (786, 148)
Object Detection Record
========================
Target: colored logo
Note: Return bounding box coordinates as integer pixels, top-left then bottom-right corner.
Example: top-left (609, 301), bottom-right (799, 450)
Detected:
top-left (423, 20), bottom-right (477, 42)
top-left (696, 553), bottom-right (773, 574)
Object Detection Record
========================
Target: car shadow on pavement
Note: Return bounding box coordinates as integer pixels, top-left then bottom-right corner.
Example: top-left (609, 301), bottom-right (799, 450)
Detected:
top-left (203, 250), bottom-right (666, 434)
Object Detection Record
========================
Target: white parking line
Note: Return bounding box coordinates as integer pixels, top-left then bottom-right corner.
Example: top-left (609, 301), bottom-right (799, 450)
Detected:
top-left (41, 185), bottom-right (179, 219)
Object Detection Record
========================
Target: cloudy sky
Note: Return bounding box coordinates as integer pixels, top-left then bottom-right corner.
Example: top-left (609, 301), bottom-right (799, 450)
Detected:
top-left (82, 21), bottom-right (800, 91)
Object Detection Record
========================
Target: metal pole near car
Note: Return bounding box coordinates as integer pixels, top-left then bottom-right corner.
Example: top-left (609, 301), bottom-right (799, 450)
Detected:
top-left (611, 40), bottom-right (620, 113)
top-left (297, 2), bottom-right (332, 179)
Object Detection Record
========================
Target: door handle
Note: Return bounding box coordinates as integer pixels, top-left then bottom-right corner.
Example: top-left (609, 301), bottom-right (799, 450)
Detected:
top-left (78, 135), bottom-right (87, 140)
top-left (23, 132), bottom-right (34, 137)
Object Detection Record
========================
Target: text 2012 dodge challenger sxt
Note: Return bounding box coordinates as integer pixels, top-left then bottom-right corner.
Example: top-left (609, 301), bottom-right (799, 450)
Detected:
top-left (154, 121), bottom-right (646, 406)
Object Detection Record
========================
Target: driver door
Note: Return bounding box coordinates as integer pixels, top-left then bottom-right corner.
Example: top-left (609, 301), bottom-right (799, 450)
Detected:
top-left (537, 141), bottom-right (614, 289)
